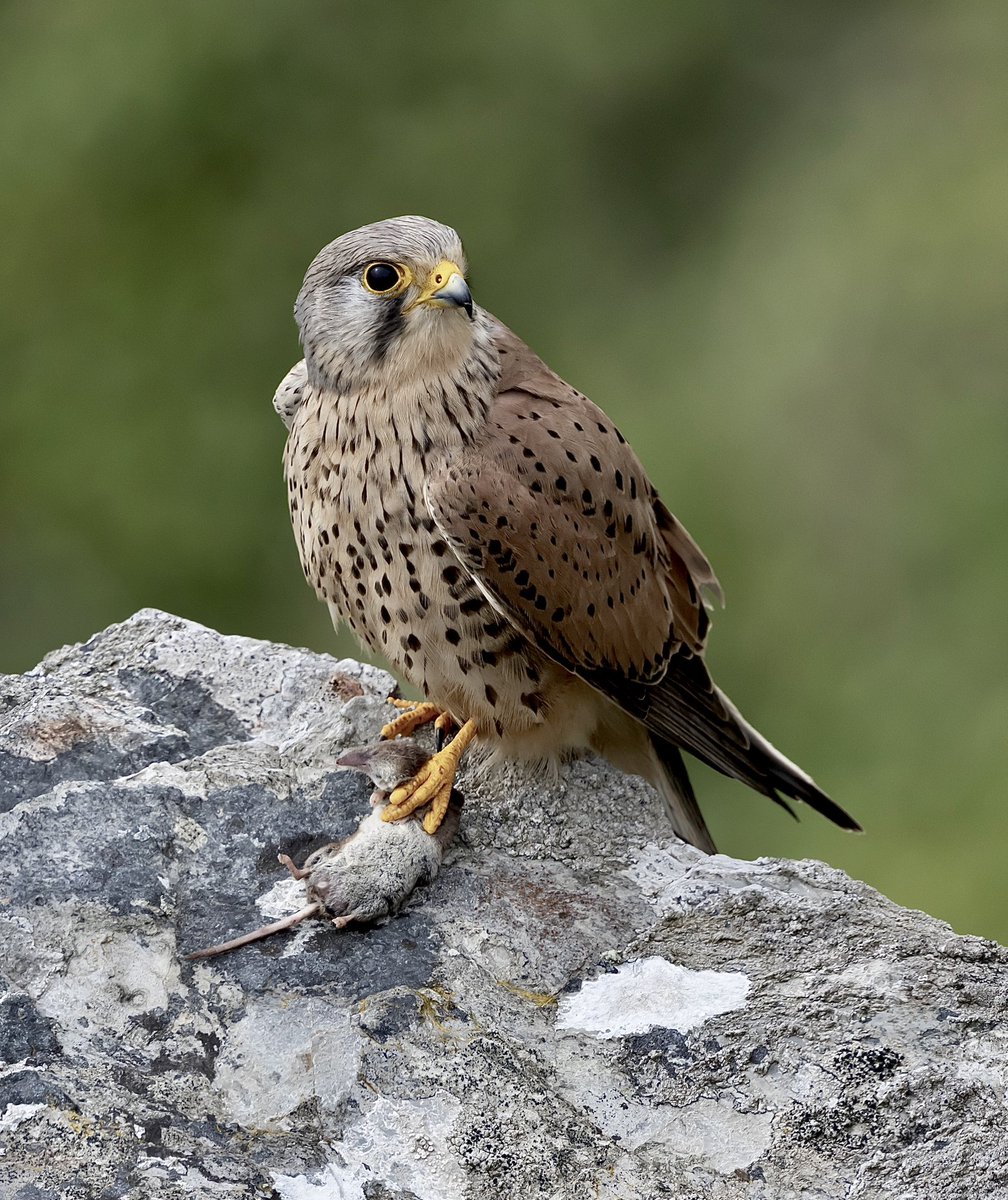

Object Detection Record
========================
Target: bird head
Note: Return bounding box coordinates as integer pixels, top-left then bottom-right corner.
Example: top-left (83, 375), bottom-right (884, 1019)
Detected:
top-left (296, 216), bottom-right (477, 387)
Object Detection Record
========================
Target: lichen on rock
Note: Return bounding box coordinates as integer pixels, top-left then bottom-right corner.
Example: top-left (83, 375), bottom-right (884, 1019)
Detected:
top-left (1, 610), bottom-right (1005, 1198)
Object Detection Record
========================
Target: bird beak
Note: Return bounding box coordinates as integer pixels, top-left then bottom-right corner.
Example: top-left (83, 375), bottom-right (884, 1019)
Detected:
top-left (410, 260), bottom-right (474, 320)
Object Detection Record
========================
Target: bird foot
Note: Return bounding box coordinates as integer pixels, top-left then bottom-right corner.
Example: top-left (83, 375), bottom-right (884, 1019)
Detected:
top-left (382, 718), bottom-right (477, 834)
top-left (380, 698), bottom-right (444, 741)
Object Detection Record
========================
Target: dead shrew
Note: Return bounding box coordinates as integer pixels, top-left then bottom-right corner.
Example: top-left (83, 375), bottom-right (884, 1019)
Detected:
top-left (186, 740), bottom-right (461, 960)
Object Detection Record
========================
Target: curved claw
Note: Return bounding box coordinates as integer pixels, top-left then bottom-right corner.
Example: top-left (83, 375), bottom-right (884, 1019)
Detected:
top-left (434, 711), bottom-right (455, 753)
top-left (382, 718), bottom-right (477, 833)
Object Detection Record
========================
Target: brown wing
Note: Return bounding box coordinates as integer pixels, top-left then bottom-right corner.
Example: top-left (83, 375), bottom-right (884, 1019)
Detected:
top-left (427, 322), bottom-right (859, 835)
top-left (425, 320), bottom-right (722, 684)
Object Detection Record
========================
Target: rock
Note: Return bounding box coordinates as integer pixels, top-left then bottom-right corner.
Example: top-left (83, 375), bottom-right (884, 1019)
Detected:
top-left (1, 609), bottom-right (1005, 1199)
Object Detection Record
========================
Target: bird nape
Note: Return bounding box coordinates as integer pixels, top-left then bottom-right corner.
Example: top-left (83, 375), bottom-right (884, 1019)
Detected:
top-left (276, 214), bottom-right (859, 853)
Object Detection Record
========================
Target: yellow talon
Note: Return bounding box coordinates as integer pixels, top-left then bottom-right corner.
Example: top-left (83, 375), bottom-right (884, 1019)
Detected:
top-left (382, 718), bottom-right (477, 833)
top-left (380, 698), bottom-right (442, 741)
top-left (434, 711), bottom-right (455, 736)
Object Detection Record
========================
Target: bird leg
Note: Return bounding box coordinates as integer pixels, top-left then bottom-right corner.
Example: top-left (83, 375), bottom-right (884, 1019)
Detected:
top-left (381, 718), bottom-right (477, 834)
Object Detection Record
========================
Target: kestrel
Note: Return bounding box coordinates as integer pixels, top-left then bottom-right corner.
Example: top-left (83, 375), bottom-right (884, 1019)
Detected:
top-left (277, 216), bottom-right (859, 851)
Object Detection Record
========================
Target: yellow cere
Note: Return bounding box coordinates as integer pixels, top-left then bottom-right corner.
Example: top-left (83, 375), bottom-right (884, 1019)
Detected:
top-left (410, 259), bottom-right (465, 309)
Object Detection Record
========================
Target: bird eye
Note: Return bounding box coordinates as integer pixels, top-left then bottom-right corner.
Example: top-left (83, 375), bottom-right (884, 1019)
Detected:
top-left (363, 262), bottom-right (403, 294)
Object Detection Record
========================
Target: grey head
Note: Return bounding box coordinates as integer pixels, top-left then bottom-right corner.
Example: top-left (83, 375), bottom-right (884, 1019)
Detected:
top-left (295, 215), bottom-right (477, 388)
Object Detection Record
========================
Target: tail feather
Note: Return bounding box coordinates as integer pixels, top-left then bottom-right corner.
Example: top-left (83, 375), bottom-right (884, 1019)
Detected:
top-left (600, 648), bottom-right (861, 835)
top-left (650, 735), bottom-right (718, 854)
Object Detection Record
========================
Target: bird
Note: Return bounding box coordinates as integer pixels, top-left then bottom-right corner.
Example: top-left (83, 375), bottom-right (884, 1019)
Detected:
top-left (277, 215), bottom-right (859, 852)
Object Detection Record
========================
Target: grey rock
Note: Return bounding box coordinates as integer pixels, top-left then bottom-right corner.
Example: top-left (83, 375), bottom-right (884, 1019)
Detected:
top-left (0, 609), bottom-right (1005, 1199)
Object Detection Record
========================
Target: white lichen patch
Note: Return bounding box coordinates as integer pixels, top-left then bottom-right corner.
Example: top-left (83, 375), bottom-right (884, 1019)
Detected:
top-left (556, 956), bottom-right (750, 1039)
top-left (578, 1078), bottom-right (773, 1173)
top-left (255, 874), bottom-right (307, 919)
top-left (34, 929), bottom-right (181, 1054)
top-left (0, 1103), bottom-right (48, 1132)
top-left (271, 1164), bottom-right (364, 1200)
top-left (622, 842), bottom-right (700, 916)
top-left (171, 815), bottom-right (207, 853)
top-left (212, 996), bottom-right (360, 1128)
top-left (271, 1094), bottom-right (466, 1200)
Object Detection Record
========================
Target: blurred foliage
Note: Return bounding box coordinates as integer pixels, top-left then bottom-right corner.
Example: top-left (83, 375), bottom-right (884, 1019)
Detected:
top-left (2, 1), bottom-right (1006, 939)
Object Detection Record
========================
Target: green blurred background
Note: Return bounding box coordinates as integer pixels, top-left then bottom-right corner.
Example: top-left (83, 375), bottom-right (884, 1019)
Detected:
top-left (2, 2), bottom-right (1006, 939)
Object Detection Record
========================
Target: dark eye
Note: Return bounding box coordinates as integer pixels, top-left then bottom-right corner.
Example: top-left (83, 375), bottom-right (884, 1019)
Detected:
top-left (363, 262), bottom-right (402, 294)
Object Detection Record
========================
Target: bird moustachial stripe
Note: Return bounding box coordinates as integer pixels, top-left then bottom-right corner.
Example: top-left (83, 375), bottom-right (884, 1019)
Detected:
top-left (279, 214), bottom-right (860, 851)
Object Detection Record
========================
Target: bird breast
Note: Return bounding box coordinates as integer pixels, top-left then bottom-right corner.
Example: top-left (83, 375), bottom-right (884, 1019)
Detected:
top-left (284, 350), bottom-right (558, 739)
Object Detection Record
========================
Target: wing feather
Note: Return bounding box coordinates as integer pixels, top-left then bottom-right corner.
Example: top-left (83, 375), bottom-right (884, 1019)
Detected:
top-left (426, 321), bottom-right (719, 685)
top-left (428, 321), bottom-right (859, 833)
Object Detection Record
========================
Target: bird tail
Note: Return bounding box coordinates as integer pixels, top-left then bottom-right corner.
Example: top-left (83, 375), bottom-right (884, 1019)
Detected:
top-left (649, 735), bottom-right (718, 854)
top-left (711, 684), bottom-right (861, 833)
top-left (606, 649), bottom-right (861, 838)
